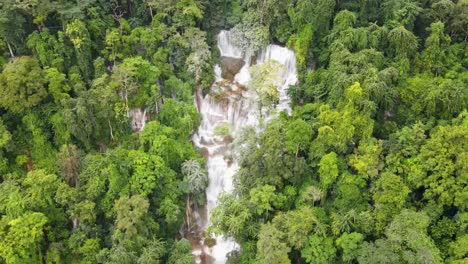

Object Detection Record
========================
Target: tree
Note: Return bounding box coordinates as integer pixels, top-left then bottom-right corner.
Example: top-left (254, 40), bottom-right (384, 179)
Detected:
top-left (357, 239), bottom-right (400, 264)
top-left (336, 232), bottom-right (364, 263)
top-left (114, 195), bottom-right (150, 238)
top-left (373, 172), bottom-right (410, 232)
top-left (287, 23), bottom-right (313, 68)
top-left (111, 57), bottom-right (158, 109)
top-left (232, 13), bottom-right (270, 53)
top-left (388, 26), bottom-right (418, 58)
top-left (209, 194), bottom-right (253, 240)
top-left (184, 27), bottom-right (211, 84)
top-left (285, 119), bottom-right (312, 156)
top-left (0, 56), bottom-right (47, 113)
top-left (273, 206), bottom-right (327, 249)
top-left (398, 75), bottom-right (467, 120)
top-left (385, 209), bottom-right (442, 263)
top-left (138, 239), bottom-right (166, 264)
top-left (301, 185), bottom-right (323, 205)
top-left (26, 30), bottom-right (69, 70)
top-left (331, 210), bottom-right (359, 236)
top-left (0, 212), bottom-right (48, 263)
top-left (57, 144), bottom-right (82, 187)
top-left (128, 150), bottom-right (174, 196)
top-left (45, 67), bottom-right (71, 103)
top-left (0, 1), bottom-right (25, 58)
top-left (415, 114), bottom-right (468, 209)
top-left (182, 159), bottom-right (208, 194)
top-left (256, 223), bottom-right (291, 264)
top-left (22, 112), bottom-right (58, 172)
top-left (318, 152), bottom-right (339, 191)
top-left (348, 138), bottom-right (384, 179)
top-left (250, 185), bottom-right (277, 216)
top-left (419, 22), bottom-right (451, 76)
top-left (447, 234), bottom-right (468, 263)
top-left (23, 170), bottom-right (60, 212)
top-left (249, 60), bottom-right (285, 112)
top-left (301, 234), bottom-right (336, 264)
top-left (65, 19), bottom-right (93, 81)
top-left (167, 239), bottom-right (195, 264)
top-left (309, 83), bottom-right (374, 163)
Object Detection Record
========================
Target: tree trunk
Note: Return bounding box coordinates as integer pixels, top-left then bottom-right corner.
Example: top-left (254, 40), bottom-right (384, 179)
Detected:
top-left (25, 149), bottom-right (34, 172)
top-left (149, 6), bottom-right (154, 20)
top-left (6, 42), bottom-right (14, 58)
top-left (186, 195), bottom-right (191, 230)
top-left (108, 120), bottom-right (114, 141)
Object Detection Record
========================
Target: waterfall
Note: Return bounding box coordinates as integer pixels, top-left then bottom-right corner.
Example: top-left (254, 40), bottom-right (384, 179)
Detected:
top-left (129, 108), bottom-right (147, 132)
top-left (190, 30), bottom-right (298, 263)
top-left (217, 30), bottom-right (243, 59)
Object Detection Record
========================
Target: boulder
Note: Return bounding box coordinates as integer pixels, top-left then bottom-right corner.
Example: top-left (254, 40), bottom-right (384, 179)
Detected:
top-left (220, 56), bottom-right (245, 81)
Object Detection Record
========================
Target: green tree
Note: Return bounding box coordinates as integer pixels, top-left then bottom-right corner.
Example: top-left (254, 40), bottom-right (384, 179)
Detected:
top-left (184, 27), bottom-right (211, 84)
top-left (250, 185), bottom-right (277, 216)
top-left (114, 195), bottom-right (150, 238)
top-left (182, 159), bottom-right (208, 194)
top-left (65, 19), bottom-right (93, 81)
top-left (138, 239), bottom-right (166, 264)
top-left (0, 1), bottom-right (25, 58)
top-left (57, 144), bottom-right (82, 187)
top-left (318, 152), bottom-right (339, 191)
top-left (209, 194), bottom-right (253, 240)
top-left (167, 239), bottom-right (195, 264)
top-left (249, 60), bottom-right (285, 112)
top-left (45, 67), bottom-right (71, 103)
top-left (273, 206), bottom-right (327, 249)
top-left (232, 13), bottom-right (270, 53)
top-left (0, 212), bottom-right (48, 263)
top-left (419, 22), bottom-right (451, 76)
top-left (336, 232), bottom-right (364, 263)
top-left (357, 239), bottom-right (400, 264)
top-left (301, 234), bottom-right (336, 264)
top-left (0, 56), bottom-right (47, 113)
top-left (415, 114), bottom-right (468, 209)
top-left (385, 209), bottom-right (442, 263)
top-left (373, 172), bottom-right (410, 232)
top-left (256, 223), bottom-right (291, 264)
top-left (285, 119), bottom-right (312, 156)
top-left (111, 57), bottom-right (158, 109)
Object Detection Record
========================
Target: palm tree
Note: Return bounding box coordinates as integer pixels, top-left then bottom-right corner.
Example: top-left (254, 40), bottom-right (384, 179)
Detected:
top-left (182, 160), bottom-right (208, 194)
top-left (181, 159), bottom-right (208, 229)
top-left (331, 209), bottom-right (358, 236)
top-left (303, 185), bottom-right (323, 205)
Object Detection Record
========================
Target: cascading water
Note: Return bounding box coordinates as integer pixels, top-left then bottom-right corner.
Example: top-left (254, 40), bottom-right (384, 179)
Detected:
top-left (128, 108), bottom-right (147, 132)
top-left (190, 30), bottom-right (298, 263)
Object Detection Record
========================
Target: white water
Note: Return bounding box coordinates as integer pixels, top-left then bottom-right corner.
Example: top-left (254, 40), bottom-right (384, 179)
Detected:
top-left (191, 30), bottom-right (297, 263)
top-left (129, 108), bottom-right (147, 132)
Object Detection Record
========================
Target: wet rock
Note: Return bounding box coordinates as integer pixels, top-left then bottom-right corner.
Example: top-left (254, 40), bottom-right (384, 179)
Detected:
top-left (220, 56), bottom-right (245, 81)
top-left (223, 135), bottom-right (234, 144)
top-left (204, 237), bottom-right (217, 248)
top-left (200, 147), bottom-right (209, 159)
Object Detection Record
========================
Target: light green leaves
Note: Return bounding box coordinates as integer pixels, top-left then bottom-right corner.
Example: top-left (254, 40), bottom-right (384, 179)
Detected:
top-left (0, 56), bottom-right (47, 113)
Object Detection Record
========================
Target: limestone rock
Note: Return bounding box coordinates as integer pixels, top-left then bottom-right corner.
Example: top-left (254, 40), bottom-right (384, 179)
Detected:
top-left (220, 56), bottom-right (245, 81)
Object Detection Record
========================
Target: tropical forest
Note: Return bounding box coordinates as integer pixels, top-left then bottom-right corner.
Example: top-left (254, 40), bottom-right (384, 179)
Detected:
top-left (0, 0), bottom-right (466, 263)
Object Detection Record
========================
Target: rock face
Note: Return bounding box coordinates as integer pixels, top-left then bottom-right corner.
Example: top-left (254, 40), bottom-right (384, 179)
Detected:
top-left (219, 56), bottom-right (245, 81)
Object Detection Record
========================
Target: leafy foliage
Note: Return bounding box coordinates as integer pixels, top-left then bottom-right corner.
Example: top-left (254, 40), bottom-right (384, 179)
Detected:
top-left (0, 0), bottom-right (466, 263)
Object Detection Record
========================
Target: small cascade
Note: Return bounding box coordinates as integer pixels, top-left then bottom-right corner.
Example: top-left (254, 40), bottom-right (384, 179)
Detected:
top-left (257, 45), bottom-right (297, 115)
top-left (128, 108), bottom-right (147, 132)
top-left (217, 30), bottom-right (243, 59)
top-left (189, 30), bottom-right (298, 263)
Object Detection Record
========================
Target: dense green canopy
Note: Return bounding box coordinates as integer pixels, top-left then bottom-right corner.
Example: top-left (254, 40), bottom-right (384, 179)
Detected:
top-left (0, 0), bottom-right (466, 263)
